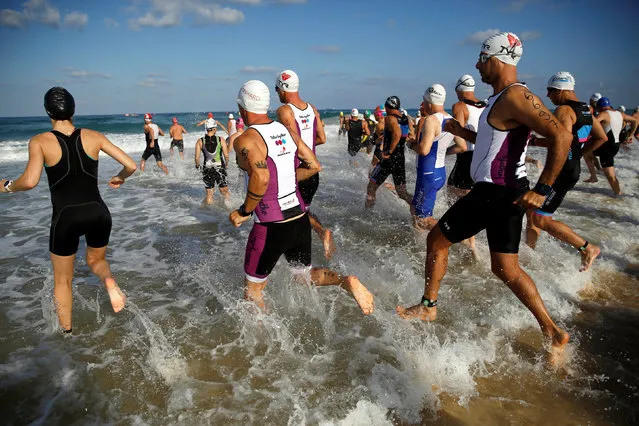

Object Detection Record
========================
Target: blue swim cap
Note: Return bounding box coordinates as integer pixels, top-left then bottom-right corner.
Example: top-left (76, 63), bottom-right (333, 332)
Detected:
top-left (597, 97), bottom-right (611, 108)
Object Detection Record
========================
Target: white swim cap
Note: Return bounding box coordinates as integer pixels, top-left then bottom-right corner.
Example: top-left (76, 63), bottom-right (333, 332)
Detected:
top-left (635, 106), bottom-right (639, 113)
top-left (423, 84), bottom-right (446, 106)
top-left (547, 71), bottom-right (575, 91)
top-left (205, 118), bottom-right (217, 130)
top-left (351, 108), bottom-right (359, 117)
top-left (618, 105), bottom-right (626, 113)
top-left (229, 113), bottom-right (234, 119)
top-left (144, 113), bottom-right (152, 121)
top-left (455, 75), bottom-right (475, 92)
top-left (276, 70), bottom-right (300, 93)
top-left (481, 32), bottom-right (523, 66)
top-left (416, 110), bottom-right (421, 117)
top-left (590, 93), bottom-right (602, 104)
top-left (237, 80), bottom-right (270, 114)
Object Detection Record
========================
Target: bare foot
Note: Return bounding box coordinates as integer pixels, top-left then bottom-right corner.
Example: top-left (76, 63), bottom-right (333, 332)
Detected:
top-left (396, 303), bottom-right (436, 321)
top-left (580, 244), bottom-right (601, 272)
top-left (105, 278), bottom-right (126, 313)
top-left (322, 229), bottom-right (336, 260)
top-left (547, 330), bottom-right (570, 366)
top-left (344, 276), bottom-right (374, 315)
top-left (383, 182), bottom-right (396, 194)
top-left (584, 177), bottom-right (598, 183)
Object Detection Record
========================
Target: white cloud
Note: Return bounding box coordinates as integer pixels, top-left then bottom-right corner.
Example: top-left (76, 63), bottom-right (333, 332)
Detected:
top-left (104, 18), bottom-right (119, 28)
top-left (24, 0), bottom-right (60, 27)
top-left (193, 76), bottom-right (239, 81)
top-left (137, 76), bottom-right (171, 87)
top-left (1, 0), bottom-right (88, 31)
top-left (231, 0), bottom-right (262, 4)
top-left (462, 29), bottom-right (500, 45)
top-left (64, 12), bottom-right (87, 30)
top-left (275, 0), bottom-right (307, 3)
top-left (63, 68), bottom-right (113, 79)
top-left (240, 66), bottom-right (277, 73)
top-left (312, 45), bottom-right (341, 53)
top-left (520, 31), bottom-right (542, 41)
top-left (129, 0), bottom-right (244, 29)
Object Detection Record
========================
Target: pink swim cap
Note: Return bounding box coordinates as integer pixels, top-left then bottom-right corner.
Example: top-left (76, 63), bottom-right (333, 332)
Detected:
top-left (236, 117), bottom-right (245, 129)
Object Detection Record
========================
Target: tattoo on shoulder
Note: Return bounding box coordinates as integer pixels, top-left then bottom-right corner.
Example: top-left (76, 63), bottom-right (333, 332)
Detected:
top-left (255, 160), bottom-right (267, 169)
top-left (240, 147), bottom-right (249, 163)
top-left (524, 90), bottom-right (558, 129)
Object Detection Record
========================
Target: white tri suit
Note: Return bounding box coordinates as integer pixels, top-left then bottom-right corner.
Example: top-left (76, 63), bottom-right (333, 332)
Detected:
top-left (438, 83), bottom-right (531, 254)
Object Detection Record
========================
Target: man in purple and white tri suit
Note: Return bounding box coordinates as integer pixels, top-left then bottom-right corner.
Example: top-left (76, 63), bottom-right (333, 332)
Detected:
top-left (396, 32), bottom-right (573, 364)
top-left (229, 80), bottom-right (374, 315)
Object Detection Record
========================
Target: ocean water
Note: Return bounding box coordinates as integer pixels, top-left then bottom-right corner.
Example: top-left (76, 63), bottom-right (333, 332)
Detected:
top-left (0, 113), bottom-right (638, 425)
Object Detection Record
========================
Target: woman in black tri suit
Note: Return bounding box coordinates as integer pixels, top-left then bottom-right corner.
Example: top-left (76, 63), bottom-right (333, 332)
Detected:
top-left (0, 87), bottom-right (137, 333)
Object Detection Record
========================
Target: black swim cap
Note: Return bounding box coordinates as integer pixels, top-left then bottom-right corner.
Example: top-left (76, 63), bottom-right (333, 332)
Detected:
top-left (385, 96), bottom-right (400, 110)
top-left (44, 87), bottom-right (75, 120)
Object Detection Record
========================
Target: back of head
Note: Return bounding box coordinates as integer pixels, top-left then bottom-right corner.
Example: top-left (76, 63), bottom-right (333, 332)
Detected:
top-left (618, 105), bottom-right (626, 113)
top-left (423, 84), bottom-right (446, 106)
top-left (144, 113), bottom-right (152, 122)
top-left (229, 113), bottom-right (234, 119)
top-left (455, 75), bottom-right (475, 92)
top-left (205, 118), bottom-right (217, 131)
top-left (547, 71), bottom-right (575, 91)
top-left (597, 97), bottom-right (611, 109)
top-left (237, 80), bottom-right (270, 114)
top-left (236, 117), bottom-right (245, 129)
top-left (276, 69), bottom-right (300, 93)
top-left (635, 106), bottom-right (639, 113)
top-left (385, 96), bottom-right (400, 111)
top-left (590, 93), bottom-right (602, 105)
top-left (44, 87), bottom-right (75, 120)
top-left (481, 31), bottom-right (523, 66)
top-left (351, 108), bottom-right (359, 118)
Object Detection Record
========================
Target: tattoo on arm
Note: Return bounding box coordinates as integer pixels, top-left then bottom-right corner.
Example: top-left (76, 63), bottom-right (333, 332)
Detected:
top-left (247, 190), bottom-right (264, 201)
top-left (240, 147), bottom-right (249, 163)
top-left (255, 160), bottom-right (267, 169)
top-left (524, 90), bottom-right (559, 128)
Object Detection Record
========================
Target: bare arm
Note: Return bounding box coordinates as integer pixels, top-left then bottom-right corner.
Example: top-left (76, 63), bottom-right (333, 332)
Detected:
top-left (182, 125), bottom-right (188, 135)
top-left (157, 126), bottom-right (165, 137)
top-left (414, 115), bottom-right (438, 156)
top-left (194, 139), bottom-right (202, 169)
top-left (621, 113), bottom-right (638, 141)
top-left (229, 132), bottom-right (270, 227)
top-left (313, 105), bottom-right (326, 146)
top-left (0, 137), bottom-right (45, 192)
top-left (581, 115), bottom-right (609, 155)
top-left (362, 120), bottom-right (371, 136)
top-left (447, 102), bottom-right (470, 155)
top-left (220, 136), bottom-right (229, 166)
top-left (87, 129), bottom-right (137, 188)
top-left (383, 117), bottom-right (401, 159)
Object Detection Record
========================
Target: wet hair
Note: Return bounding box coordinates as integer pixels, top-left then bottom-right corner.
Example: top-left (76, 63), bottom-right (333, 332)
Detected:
top-left (44, 87), bottom-right (75, 120)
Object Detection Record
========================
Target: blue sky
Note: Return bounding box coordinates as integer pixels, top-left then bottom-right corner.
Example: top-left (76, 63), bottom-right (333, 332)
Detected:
top-left (1, 0), bottom-right (638, 117)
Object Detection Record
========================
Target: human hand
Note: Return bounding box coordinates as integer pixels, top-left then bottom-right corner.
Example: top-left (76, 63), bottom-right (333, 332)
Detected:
top-left (515, 190), bottom-right (545, 209)
top-left (108, 176), bottom-right (125, 188)
top-left (229, 210), bottom-right (252, 227)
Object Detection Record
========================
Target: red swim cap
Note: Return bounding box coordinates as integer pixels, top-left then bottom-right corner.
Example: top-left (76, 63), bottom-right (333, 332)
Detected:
top-left (144, 113), bottom-right (152, 120)
top-left (207, 112), bottom-right (213, 118)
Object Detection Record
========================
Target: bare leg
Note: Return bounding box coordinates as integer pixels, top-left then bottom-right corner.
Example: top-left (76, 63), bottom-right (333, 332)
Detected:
top-left (205, 188), bottom-right (214, 204)
top-left (395, 184), bottom-right (414, 208)
top-left (309, 268), bottom-right (374, 315)
top-left (490, 252), bottom-right (570, 364)
top-left (140, 159), bottom-right (146, 172)
top-left (86, 246), bottom-right (126, 312)
top-left (309, 212), bottom-right (335, 260)
top-left (583, 153), bottom-right (598, 182)
top-left (412, 215), bottom-right (438, 231)
top-left (531, 213), bottom-right (601, 272)
top-left (179, 151), bottom-right (185, 160)
top-left (526, 209), bottom-right (541, 249)
top-left (396, 225), bottom-right (453, 320)
top-left (365, 181), bottom-right (379, 209)
top-left (50, 253), bottom-right (76, 331)
top-left (220, 186), bottom-right (231, 203)
top-left (244, 278), bottom-right (267, 311)
top-left (169, 148), bottom-right (174, 159)
top-left (602, 166), bottom-right (621, 195)
top-left (157, 161), bottom-right (169, 175)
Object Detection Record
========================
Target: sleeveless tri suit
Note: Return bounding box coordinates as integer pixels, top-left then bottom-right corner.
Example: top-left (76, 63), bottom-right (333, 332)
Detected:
top-left (242, 121), bottom-right (311, 282)
top-left (287, 102), bottom-right (320, 207)
top-left (439, 83), bottom-right (531, 254)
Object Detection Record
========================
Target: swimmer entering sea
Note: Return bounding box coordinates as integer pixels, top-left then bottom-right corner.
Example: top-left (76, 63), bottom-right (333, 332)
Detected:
top-left (1, 87), bottom-right (136, 332)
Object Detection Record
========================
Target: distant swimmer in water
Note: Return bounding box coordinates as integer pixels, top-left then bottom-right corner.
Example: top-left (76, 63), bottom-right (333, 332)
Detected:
top-left (366, 96), bottom-right (413, 209)
top-left (408, 84), bottom-right (454, 231)
top-left (0, 87), bottom-right (137, 333)
top-left (585, 97), bottom-right (638, 195)
top-left (229, 80), bottom-right (374, 315)
top-left (583, 93), bottom-right (603, 181)
top-left (169, 117), bottom-right (187, 160)
top-left (338, 111), bottom-right (347, 138)
top-left (141, 113), bottom-right (169, 175)
top-left (396, 32), bottom-right (572, 364)
top-left (195, 119), bottom-right (230, 204)
top-left (526, 71), bottom-right (607, 271)
top-left (445, 74), bottom-right (486, 258)
top-left (345, 108), bottom-right (370, 166)
top-left (275, 69), bottom-right (336, 260)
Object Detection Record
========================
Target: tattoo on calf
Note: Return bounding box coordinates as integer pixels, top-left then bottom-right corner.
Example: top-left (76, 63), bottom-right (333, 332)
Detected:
top-left (524, 90), bottom-right (558, 128)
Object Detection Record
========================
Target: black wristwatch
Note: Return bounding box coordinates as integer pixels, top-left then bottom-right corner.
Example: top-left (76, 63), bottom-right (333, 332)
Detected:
top-left (238, 204), bottom-right (253, 217)
top-left (533, 182), bottom-right (552, 196)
